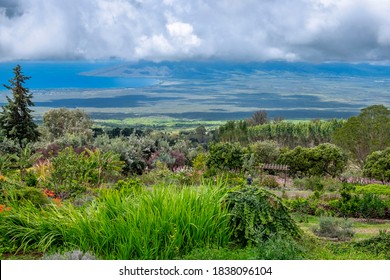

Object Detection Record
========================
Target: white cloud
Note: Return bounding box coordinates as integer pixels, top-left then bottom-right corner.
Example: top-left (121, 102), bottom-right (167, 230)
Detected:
top-left (1, 0), bottom-right (390, 62)
top-left (166, 22), bottom-right (201, 50)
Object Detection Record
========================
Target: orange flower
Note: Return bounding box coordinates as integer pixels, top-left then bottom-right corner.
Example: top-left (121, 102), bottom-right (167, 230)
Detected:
top-left (43, 189), bottom-right (55, 198)
top-left (0, 175), bottom-right (6, 182)
top-left (0, 204), bottom-right (10, 212)
top-left (53, 198), bottom-right (62, 206)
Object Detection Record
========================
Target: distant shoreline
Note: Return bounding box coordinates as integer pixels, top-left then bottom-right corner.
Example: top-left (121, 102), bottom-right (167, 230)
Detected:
top-left (1, 60), bottom-right (389, 122)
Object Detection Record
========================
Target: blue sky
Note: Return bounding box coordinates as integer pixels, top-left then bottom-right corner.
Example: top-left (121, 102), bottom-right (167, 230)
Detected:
top-left (1, 0), bottom-right (390, 63)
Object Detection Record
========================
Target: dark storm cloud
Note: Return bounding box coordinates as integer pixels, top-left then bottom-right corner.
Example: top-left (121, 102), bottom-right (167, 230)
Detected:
top-left (0, 0), bottom-right (22, 18)
top-left (1, 0), bottom-right (390, 62)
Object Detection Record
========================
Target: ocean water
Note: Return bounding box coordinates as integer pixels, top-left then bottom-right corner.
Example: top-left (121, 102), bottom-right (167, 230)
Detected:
top-left (1, 60), bottom-right (390, 120)
top-left (0, 61), bottom-right (158, 89)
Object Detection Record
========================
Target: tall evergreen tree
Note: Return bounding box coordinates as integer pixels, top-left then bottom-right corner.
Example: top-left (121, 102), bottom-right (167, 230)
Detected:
top-left (0, 64), bottom-right (39, 148)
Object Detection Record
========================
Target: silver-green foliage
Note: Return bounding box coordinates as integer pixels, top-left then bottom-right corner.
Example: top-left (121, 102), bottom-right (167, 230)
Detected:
top-left (313, 216), bottom-right (355, 241)
top-left (43, 249), bottom-right (97, 260)
top-left (42, 108), bottom-right (93, 141)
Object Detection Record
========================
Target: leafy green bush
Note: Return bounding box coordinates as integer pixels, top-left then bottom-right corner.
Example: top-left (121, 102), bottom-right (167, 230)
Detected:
top-left (313, 216), bottom-right (355, 240)
top-left (278, 143), bottom-right (347, 178)
top-left (48, 147), bottom-right (124, 195)
top-left (286, 197), bottom-right (317, 215)
top-left (261, 175), bottom-right (280, 188)
top-left (7, 187), bottom-right (50, 208)
top-left (355, 184), bottom-right (390, 196)
top-left (139, 160), bottom-right (172, 185)
top-left (206, 142), bottom-right (244, 172)
top-left (0, 154), bottom-right (16, 176)
top-left (192, 152), bottom-right (207, 171)
top-left (202, 171), bottom-right (247, 188)
top-left (182, 234), bottom-right (305, 260)
top-left (248, 140), bottom-right (280, 165)
top-left (353, 232), bottom-right (390, 259)
top-left (363, 147), bottom-right (390, 183)
top-left (328, 184), bottom-right (390, 218)
top-left (256, 234), bottom-right (305, 260)
top-left (24, 171), bottom-right (38, 187)
top-left (55, 182), bottom-right (87, 199)
top-left (114, 178), bottom-right (143, 194)
top-left (292, 176), bottom-right (324, 191)
top-left (226, 186), bottom-right (301, 246)
top-left (357, 193), bottom-right (389, 219)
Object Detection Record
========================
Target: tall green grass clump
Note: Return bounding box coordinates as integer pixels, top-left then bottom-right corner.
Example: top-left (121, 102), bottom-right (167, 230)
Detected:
top-left (74, 184), bottom-right (233, 259)
top-left (0, 201), bottom-right (81, 254)
top-left (0, 183), bottom-right (233, 260)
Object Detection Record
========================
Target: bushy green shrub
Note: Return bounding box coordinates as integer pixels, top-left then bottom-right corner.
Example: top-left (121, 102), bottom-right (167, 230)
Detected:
top-left (42, 108), bottom-right (93, 141)
top-left (256, 234), bottom-right (305, 260)
top-left (192, 152), bottom-right (207, 171)
top-left (286, 197), bottom-right (317, 215)
top-left (181, 235), bottom-right (302, 260)
top-left (248, 140), bottom-right (280, 165)
top-left (206, 142), bottom-right (244, 172)
top-left (226, 172), bottom-right (247, 187)
top-left (355, 184), bottom-right (390, 196)
top-left (93, 134), bottom-right (156, 175)
top-left (0, 154), bottom-right (16, 176)
top-left (8, 187), bottom-right (50, 208)
top-left (202, 171), bottom-right (247, 188)
top-left (48, 147), bottom-right (124, 195)
top-left (292, 177), bottom-right (324, 192)
top-left (54, 182), bottom-right (87, 199)
top-left (331, 184), bottom-right (390, 219)
top-left (24, 171), bottom-right (38, 187)
top-left (114, 178), bottom-right (143, 194)
top-left (261, 175), bottom-right (280, 188)
top-left (363, 147), bottom-right (390, 183)
top-left (278, 143), bottom-right (347, 178)
top-left (354, 232), bottom-right (390, 259)
top-left (357, 193), bottom-right (389, 219)
top-left (226, 186), bottom-right (301, 246)
top-left (139, 160), bottom-right (172, 185)
top-left (313, 216), bottom-right (354, 240)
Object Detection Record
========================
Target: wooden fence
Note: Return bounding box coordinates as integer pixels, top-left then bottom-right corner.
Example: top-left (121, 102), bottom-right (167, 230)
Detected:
top-left (259, 164), bottom-right (289, 171)
top-left (259, 164), bottom-right (290, 187)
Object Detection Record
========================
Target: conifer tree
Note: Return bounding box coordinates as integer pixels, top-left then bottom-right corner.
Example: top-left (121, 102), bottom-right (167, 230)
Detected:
top-left (0, 64), bottom-right (39, 148)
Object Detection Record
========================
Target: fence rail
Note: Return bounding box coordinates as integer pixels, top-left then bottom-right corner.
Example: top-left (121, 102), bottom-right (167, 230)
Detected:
top-left (259, 164), bottom-right (289, 171)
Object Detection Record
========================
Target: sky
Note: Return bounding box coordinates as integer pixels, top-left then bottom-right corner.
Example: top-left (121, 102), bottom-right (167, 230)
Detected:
top-left (1, 0), bottom-right (390, 63)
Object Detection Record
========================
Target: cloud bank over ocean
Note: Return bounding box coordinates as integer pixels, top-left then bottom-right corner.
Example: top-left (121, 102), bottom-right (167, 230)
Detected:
top-left (1, 0), bottom-right (390, 62)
